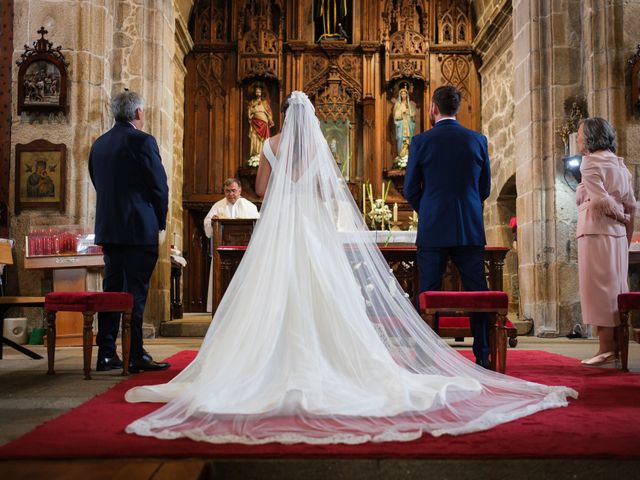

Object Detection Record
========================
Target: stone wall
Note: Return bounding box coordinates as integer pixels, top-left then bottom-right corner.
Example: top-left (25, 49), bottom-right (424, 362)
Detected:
top-left (10, 0), bottom-right (190, 333)
top-left (479, 17), bottom-right (520, 322)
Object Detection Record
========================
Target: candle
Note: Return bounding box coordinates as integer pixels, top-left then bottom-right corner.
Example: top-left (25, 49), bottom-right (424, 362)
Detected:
top-left (362, 183), bottom-right (366, 216)
top-left (393, 203), bottom-right (398, 222)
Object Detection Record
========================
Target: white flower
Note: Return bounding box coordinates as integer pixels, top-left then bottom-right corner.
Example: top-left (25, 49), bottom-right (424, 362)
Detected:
top-left (393, 155), bottom-right (408, 169)
top-left (367, 199), bottom-right (392, 225)
top-left (247, 154), bottom-right (260, 168)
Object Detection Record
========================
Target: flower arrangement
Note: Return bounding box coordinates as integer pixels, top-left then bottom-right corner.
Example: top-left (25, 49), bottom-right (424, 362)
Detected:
top-left (369, 199), bottom-right (392, 227)
top-left (393, 154), bottom-right (408, 170)
top-left (363, 180), bottom-right (392, 229)
top-left (247, 154), bottom-right (260, 168)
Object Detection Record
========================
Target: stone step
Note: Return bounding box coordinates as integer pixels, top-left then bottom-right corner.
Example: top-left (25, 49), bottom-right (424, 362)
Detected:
top-left (160, 314), bottom-right (211, 337)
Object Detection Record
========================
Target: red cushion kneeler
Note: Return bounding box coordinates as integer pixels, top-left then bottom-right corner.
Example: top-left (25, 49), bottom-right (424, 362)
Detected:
top-left (617, 292), bottom-right (640, 311)
top-left (44, 292), bottom-right (133, 312)
top-left (419, 291), bottom-right (508, 311)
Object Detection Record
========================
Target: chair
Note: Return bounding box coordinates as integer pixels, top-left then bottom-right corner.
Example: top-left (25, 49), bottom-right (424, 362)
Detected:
top-left (0, 239), bottom-right (45, 360)
top-left (420, 291), bottom-right (510, 373)
top-left (44, 292), bottom-right (133, 379)
top-left (616, 292), bottom-right (640, 372)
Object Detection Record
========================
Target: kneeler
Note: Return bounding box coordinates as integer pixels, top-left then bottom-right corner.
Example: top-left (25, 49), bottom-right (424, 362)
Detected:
top-left (44, 292), bottom-right (133, 380)
top-left (420, 291), bottom-right (510, 373)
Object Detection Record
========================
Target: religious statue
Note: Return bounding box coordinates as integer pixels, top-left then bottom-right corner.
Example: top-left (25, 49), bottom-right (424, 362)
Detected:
top-left (315, 0), bottom-right (349, 40)
top-left (247, 85), bottom-right (274, 167)
top-left (392, 85), bottom-right (416, 168)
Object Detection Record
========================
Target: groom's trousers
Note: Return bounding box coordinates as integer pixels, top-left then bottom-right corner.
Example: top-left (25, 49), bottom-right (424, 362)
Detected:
top-left (97, 244), bottom-right (159, 361)
top-left (416, 245), bottom-right (490, 363)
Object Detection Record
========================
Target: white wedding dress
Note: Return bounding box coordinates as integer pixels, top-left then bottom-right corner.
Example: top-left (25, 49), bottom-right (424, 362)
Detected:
top-left (125, 91), bottom-right (577, 444)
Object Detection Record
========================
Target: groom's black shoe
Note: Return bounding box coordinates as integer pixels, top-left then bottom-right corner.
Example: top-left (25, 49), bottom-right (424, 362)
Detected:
top-left (129, 352), bottom-right (170, 373)
top-left (475, 357), bottom-right (491, 369)
top-left (96, 353), bottom-right (123, 371)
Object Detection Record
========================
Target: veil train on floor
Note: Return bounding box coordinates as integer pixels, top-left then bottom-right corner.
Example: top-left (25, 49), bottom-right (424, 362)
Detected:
top-left (124, 91), bottom-right (577, 445)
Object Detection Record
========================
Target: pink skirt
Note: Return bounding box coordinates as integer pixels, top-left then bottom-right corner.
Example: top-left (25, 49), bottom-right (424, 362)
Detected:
top-left (577, 235), bottom-right (628, 327)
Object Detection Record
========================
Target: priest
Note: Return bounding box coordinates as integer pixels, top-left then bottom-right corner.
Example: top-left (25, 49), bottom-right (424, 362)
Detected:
top-left (204, 178), bottom-right (259, 312)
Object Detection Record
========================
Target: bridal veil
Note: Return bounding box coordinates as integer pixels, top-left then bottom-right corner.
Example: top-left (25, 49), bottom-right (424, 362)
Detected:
top-left (125, 91), bottom-right (577, 444)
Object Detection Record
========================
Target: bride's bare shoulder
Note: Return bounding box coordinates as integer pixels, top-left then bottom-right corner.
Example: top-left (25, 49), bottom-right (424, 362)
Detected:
top-left (269, 134), bottom-right (282, 154)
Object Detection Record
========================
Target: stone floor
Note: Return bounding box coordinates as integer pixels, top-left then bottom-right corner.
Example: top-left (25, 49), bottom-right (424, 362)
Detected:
top-left (0, 336), bottom-right (638, 479)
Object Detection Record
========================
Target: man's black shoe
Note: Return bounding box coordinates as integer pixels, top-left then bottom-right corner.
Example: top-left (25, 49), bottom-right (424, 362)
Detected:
top-left (129, 356), bottom-right (170, 373)
top-left (96, 353), bottom-right (123, 371)
top-left (475, 357), bottom-right (491, 369)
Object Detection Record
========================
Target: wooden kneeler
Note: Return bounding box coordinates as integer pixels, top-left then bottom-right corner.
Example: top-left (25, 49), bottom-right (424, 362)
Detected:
top-left (44, 292), bottom-right (133, 379)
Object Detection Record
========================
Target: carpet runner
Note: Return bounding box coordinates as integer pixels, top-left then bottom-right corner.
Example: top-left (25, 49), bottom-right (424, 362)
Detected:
top-left (1, 350), bottom-right (638, 460)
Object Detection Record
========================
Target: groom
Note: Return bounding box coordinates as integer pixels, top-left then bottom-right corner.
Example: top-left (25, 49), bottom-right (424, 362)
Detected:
top-left (404, 85), bottom-right (492, 367)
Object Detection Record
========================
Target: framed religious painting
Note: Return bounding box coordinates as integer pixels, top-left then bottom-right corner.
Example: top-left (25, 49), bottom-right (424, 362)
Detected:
top-left (16, 27), bottom-right (69, 116)
top-left (15, 139), bottom-right (66, 214)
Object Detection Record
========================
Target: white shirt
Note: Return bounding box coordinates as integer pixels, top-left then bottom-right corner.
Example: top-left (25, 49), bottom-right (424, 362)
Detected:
top-left (203, 197), bottom-right (260, 238)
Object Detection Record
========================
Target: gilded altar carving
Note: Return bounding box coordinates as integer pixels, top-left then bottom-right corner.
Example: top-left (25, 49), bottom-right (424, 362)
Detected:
top-left (382, 0), bottom-right (428, 83)
top-left (194, 0), bottom-right (231, 44)
top-left (435, 0), bottom-right (471, 45)
top-left (303, 55), bottom-right (330, 87)
top-left (439, 54), bottom-right (471, 102)
top-left (314, 81), bottom-right (355, 123)
top-left (237, 1), bottom-right (284, 81)
top-left (195, 54), bottom-right (226, 104)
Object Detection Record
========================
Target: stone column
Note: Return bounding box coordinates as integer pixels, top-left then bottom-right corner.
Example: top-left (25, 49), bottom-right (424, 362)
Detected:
top-left (512, 0), bottom-right (583, 336)
top-left (110, 0), bottom-right (177, 329)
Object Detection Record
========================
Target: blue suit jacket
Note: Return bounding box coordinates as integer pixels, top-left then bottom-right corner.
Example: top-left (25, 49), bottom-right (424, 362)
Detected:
top-left (89, 122), bottom-right (168, 246)
top-left (404, 119), bottom-right (490, 247)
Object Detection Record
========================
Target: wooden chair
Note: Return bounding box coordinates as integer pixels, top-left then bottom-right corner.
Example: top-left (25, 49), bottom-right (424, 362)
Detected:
top-left (44, 292), bottom-right (133, 379)
top-left (420, 291), bottom-right (510, 373)
top-left (0, 239), bottom-right (45, 360)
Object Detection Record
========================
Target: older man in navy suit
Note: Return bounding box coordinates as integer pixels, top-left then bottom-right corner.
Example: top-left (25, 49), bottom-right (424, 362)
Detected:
top-left (89, 90), bottom-right (170, 373)
top-left (404, 85), bottom-right (492, 367)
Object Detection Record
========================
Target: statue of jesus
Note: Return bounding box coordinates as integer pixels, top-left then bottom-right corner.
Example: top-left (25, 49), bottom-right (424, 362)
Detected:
top-left (247, 85), bottom-right (274, 167)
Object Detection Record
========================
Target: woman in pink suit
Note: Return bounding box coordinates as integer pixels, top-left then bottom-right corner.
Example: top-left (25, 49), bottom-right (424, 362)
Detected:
top-left (576, 117), bottom-right (636, 366)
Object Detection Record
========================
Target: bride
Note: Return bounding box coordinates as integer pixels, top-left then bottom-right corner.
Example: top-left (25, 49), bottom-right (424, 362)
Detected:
top-left (125, 91), bottom-right (577, 444)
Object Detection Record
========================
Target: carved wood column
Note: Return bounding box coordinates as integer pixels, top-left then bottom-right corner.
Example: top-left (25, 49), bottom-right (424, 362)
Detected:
top-left (361, 42), bottom-right (379, 184)
top-left (287, 41), bottom-right (306, 92)
top-left (0, 1), bottom-right (12, 238)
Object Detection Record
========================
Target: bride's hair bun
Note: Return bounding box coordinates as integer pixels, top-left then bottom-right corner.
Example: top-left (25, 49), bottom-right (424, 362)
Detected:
top-left (281, 91), bottom-right (312, 115)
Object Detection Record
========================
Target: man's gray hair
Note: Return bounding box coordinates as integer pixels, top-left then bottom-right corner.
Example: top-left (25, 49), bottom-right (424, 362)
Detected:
top-left (223, 178), bottom-right (241, 188)
top-left (111, 91), bottom-right (145, 122)
top-left (580, 117), bottom-right (617, 154)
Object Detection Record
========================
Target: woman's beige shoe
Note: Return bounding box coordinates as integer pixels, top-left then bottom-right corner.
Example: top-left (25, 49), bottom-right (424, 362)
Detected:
top-left (581, 351), bottom-right (616, 366)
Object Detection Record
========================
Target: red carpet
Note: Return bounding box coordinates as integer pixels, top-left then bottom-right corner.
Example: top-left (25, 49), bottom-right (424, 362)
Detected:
top-left (1, 350), bottom-right (638, 460)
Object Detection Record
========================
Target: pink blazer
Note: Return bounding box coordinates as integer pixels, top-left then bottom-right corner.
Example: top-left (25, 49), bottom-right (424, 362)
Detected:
top-left (576, 151), bottom-right (636, 238)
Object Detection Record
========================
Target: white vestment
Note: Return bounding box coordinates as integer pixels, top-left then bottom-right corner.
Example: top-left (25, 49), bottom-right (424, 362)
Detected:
top-left (204, 197), bottom-right (259, 312)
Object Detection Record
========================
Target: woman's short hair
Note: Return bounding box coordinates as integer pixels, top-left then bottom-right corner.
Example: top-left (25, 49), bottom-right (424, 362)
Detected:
top-left (580, 117), bottom-right (617, 153)
top-left (111, 91), bottom-right (145, 122)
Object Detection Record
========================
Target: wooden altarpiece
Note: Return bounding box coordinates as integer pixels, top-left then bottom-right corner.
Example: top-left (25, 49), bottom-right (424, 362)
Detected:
top-left (182, 0), bottom-right (481, 313)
